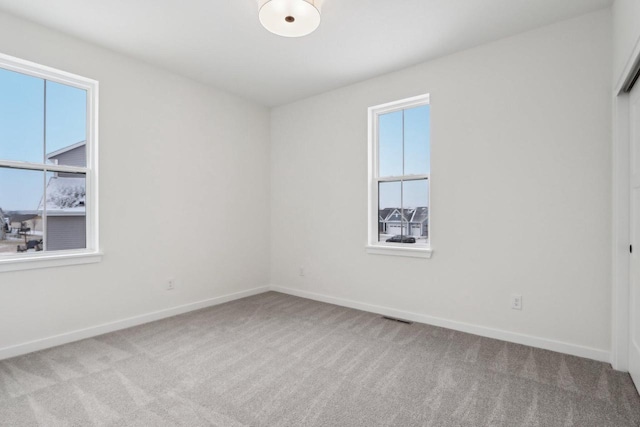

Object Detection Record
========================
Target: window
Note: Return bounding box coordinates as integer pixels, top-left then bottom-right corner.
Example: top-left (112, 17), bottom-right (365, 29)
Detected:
top-left (0, 53), bottom-right (100, 271)
top-left (367, 94), bottom-right (431, 258)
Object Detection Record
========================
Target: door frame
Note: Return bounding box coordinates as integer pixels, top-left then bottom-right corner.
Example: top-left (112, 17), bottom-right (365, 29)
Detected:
top-left (612, 91), bottom-right (630, 371)
top-left (612, 38), bottom-right (640, 371)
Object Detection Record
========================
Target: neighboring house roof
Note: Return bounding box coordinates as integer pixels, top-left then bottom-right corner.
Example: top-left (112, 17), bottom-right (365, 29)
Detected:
top-left (378, 208), bottom-right (394, 221)
top-left (411, 207), bottom-right (429, 224)
top-left (46, 140), bottom-right (86, 160)
top-left (385, 208), bottom-right (414, 223)
top-left (38, 177), bottom-right (86, 216)
top-left (379, 207), bottom-right (428, 223)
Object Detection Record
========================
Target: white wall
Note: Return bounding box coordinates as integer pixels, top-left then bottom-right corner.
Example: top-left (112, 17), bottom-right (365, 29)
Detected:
top-left (271, 10), bottom-right (613, 358)
top-left (0, 12), bottom-right (270, 355)
top-left (613, 0), bottom-right (640, 88)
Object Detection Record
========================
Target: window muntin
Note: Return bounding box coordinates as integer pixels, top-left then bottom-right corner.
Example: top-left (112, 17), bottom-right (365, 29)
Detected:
top-left (369, 95), bottom-right (430, 251)
top-left (0, 53), bottom-right (98, 263)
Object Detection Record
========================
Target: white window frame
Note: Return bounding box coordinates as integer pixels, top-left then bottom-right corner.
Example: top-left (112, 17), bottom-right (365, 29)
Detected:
top-left (367, 94), bottom-right (432, 259)
top-left (0, 52), bottom-right (101, 272)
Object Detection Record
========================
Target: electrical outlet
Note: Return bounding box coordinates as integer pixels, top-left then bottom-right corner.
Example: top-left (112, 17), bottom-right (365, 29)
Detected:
top-left (511, 294), bottom-right (522, 310)
top-left (167, 278), bottom-right (175, 291)
top-left (299, 267), bottom-right (305, 277)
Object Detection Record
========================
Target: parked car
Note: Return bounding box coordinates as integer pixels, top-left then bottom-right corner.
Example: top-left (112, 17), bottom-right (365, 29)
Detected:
top-left (386, 235), bottom-right (416, 243)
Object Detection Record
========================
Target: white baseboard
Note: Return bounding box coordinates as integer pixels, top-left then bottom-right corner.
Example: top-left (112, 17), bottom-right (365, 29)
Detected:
top-left (0, 286), bottom-right (269, 361)
top-left (269, 285), bottom-right (611, 364)
top-left (1, 284), bottom-right (612, 365)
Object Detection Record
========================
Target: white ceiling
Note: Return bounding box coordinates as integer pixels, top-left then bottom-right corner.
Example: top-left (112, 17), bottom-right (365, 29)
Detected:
top-left (0, 0), bottom-right (612, 106)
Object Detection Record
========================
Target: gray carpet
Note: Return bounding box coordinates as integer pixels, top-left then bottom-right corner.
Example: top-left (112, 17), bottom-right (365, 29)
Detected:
top-left (0, 291), bottom-right (638, 427)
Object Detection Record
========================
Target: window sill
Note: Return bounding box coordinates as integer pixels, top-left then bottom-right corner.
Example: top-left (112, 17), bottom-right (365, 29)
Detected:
top-left (366, 245), bottom-right (433, 259)
top-left (0, 250), bottom-right (103, 273)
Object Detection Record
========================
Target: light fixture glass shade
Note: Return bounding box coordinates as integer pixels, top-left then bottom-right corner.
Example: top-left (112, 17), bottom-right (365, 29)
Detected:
top-left (259, 0), bottom-right (321, 38)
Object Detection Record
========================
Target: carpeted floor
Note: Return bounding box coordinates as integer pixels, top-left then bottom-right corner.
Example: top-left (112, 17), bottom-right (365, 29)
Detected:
top-left (0, 291), bottom-right (639, 426)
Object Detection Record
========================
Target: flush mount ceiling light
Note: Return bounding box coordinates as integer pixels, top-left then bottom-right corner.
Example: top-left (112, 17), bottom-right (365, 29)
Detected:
top-left (258, 0), bottom-right (321, 38)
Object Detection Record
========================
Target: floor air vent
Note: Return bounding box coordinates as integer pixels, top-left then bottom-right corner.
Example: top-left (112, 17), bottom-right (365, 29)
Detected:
top-left (382, 316), bottom-right (413, 325)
